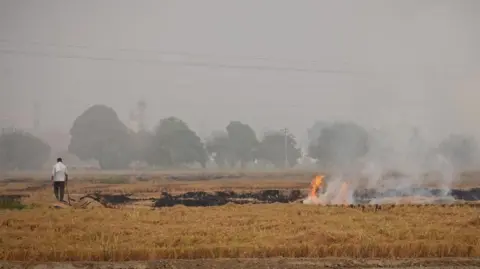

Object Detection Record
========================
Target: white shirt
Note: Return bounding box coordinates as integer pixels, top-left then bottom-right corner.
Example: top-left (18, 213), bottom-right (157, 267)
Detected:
top-left (52, 162), bottom-right (68, 182)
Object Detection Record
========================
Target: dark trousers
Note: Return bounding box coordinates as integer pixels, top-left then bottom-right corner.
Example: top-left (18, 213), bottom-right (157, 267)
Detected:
top-left (53, 181), bottom-right (65, 201)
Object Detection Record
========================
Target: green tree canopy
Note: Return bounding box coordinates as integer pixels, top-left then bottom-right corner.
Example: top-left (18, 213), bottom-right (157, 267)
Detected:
top-left (256, 131), bottom-right (302, 168)
top-left (68, 104), bottom-right (134, 169)
top-left (226, 121), bottom-right (258, 168)
top-left (148, 117), bottom-right (207, 168)
top-left (205, 131), bottom-right (235, 168)
top-left (0, 130), bottom-right (51, 170)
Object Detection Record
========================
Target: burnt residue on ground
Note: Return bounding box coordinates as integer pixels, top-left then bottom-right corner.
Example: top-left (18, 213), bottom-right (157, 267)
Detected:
top-left (80, 193), bottom-right (137, 207)
top-left (163, 172), bottom-right (307, 181)
top-left (153, 189), bottom-right (303, 207)
top-left (450, 188), bottom-right (480, 201)
top-left (71, 187), bottom-right (480, 208)
top-left (164, 174), bottom-right (245, 181)
top-left (353, 187), bottom-right (480, 202)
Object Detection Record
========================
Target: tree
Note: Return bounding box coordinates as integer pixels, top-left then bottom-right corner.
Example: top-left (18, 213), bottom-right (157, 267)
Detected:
top-left (437, 134), bottom-right (478, 171)
top-left (256, 131), bottom-right (302, 168)
top-left (0, 130), bottom-right (51, 170)
top-left (308, 121), bottom-right (369, 169)
top-left (68, 104), bottom-right (134, 169)
top-left (148, 117), bottom-right (207, 168)
top-left (226, 121), bottom-right (258, 168)
top-left (307, 120), bottom-right (330, 146)
top-left (205, 131), bottom-right (235, 168)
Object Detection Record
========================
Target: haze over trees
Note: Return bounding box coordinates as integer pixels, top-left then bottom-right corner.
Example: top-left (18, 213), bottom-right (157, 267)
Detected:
top-left (1, 1), bottom-right (479, 175)
top-left (2, 103), bottom-right (477, 171)
top-left (205, 131), bottom-right (235, 168)
top-left (206, 123), bottom-right (302, 169)
top-left (256, 131), bottom-right (301, 168)
top-left (145, 117), bottom-right (208, 168)
top-left (0, 130), bottom-right (51, 170)
top-left (308, 122), bottom-right (370, 170)
top-left (205, 121), bottom-right (260, 169)
top-left (225, 121), bottom-right (259, 169)
top-left (63, 104), bottom-right (309, 170)
top-left (68, 104), bottom-right (135, 170)
top-left (306, 120), bottom-right (330, 147)
top-left (437, 134), bottom-right (479, 171)
top-left (63, 105), bottom-right (480, 171)
top-left (205, 122), bottom-right (258, 169)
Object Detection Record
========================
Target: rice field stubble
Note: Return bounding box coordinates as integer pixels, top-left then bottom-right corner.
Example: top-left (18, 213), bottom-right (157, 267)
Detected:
top-left (0, 172), bottom-right (480, 262)
top-left (1, 203), bottom-right (480, 261)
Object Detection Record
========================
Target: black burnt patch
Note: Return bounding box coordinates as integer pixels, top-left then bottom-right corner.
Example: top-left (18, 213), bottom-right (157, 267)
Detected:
top-left (153, 189), bottom-right (302, 208)
top-left (353, 187), bottom-right (480, 203)
top-left (450, 188), bottom-right (480, 201)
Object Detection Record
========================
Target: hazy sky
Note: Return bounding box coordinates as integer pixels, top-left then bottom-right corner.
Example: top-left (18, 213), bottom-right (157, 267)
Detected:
top-left (1, 0), bottom-right (479, 148)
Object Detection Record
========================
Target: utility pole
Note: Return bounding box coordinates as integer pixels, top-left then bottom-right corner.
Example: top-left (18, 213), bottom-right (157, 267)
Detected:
top-left (283, 128), bottom-right (288, 168)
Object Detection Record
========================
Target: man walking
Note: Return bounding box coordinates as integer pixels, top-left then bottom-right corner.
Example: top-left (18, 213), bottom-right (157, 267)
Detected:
top-left (51, 157), bottom-right (68, 202)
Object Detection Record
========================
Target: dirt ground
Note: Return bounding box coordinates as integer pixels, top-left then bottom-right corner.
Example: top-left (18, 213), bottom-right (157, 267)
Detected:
top-left (2, 258), bottom-right (480, 269)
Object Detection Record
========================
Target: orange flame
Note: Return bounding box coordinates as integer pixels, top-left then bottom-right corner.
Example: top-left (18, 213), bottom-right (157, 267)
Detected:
top-left (309, 175), bottom-right (324, 197)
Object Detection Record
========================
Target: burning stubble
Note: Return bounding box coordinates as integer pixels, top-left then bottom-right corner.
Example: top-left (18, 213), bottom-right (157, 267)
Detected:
top-left (303, 144), bottom-right (463, 206)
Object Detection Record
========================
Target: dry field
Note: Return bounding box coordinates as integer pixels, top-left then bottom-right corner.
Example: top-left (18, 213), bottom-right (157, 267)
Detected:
top-left (3, 259), bottom-right (480, 269)
top-left (0, 170), bottom-right (480, 267)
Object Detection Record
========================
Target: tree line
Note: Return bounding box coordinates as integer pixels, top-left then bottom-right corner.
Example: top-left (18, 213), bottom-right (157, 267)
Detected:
top-left (0, 104), bottom-right (478, 171)
top-left (67, 105), bottom-right (302, 169)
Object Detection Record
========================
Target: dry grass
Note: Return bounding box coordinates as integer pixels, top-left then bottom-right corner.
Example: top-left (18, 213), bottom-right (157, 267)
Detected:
top-left (2, 169), bottom-right (479, 196)
top-left (0, 178), bottom-right (310, 198)
top-left (2, 172), bottom-right (479, 197)
top-left (1, 170), bottom-right (480, 262)
top-left (1, 204), bottom-right (479, 261)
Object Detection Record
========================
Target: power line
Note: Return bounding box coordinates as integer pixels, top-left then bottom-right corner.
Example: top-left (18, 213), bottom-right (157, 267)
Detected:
top-left (0, 39), bottom-right (470, 78)
top-left (0, 38), bottom-right (348, 67)
top-left (0, 47), bottom-right (357, 75)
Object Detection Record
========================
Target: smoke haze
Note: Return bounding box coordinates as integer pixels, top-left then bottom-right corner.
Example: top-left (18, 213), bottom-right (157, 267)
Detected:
top-left (1, 0), bottom-right (479, 155)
